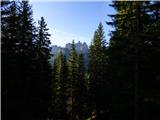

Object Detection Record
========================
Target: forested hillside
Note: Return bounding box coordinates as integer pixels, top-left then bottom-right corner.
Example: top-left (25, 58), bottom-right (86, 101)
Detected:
top-left (1, 1), bottom-right (160, 120)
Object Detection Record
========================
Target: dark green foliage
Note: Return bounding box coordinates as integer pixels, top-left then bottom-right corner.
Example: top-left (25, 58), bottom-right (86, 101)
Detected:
top-left (33, 16), bottom-right (52, 119)
top-left (2, 1), bottom-right (160, 120)
top-left (50, 41), bottom-right (88, 120)
top-left (50, 51), bottom-right (68, 120)
top-left (88, 23), bottom-right (109, 119)
top-left (1, 1), bottom-right (21, 119)
top-left (107, 1), bottom-right (160, 120)
top-left (75, 53), bottom-right (87, 120)
top-left (2, 1), bottom-right (52, 119)
top-left (67, 41), bottom-right (78, 120)
top-left (12, 1), bottom-right (38, 119)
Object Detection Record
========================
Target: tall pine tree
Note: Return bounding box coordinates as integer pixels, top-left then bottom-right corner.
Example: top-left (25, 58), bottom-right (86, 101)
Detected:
top-left (1, 1), bottom-right (22, 119)
top-left (2, 1), bottom-right (52, 119)
top-left (88, 22), bottom-right (109, 120)
top-left (34, 16), bottom-right (52, 119)
top-left (50, 51), bottom-right (68, 120)
top-left (76, 53), bottom-right (87, 120)
top-left (67, 40), bottom-right (78, 120)
top-left (107, 1), bottom-right (160, 120)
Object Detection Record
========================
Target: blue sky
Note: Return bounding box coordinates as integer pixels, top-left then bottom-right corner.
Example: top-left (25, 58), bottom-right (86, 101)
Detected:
top-left (30, 1), bottom-right (115, 47)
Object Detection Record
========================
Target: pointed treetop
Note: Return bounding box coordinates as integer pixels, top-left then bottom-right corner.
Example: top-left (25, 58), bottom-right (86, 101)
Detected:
top-left (92, 22), bottom-right (106, 48)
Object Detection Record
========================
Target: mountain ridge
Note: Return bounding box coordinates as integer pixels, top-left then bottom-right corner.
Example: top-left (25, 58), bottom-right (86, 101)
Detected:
top-left (50, 41), bottom-right (89, 68)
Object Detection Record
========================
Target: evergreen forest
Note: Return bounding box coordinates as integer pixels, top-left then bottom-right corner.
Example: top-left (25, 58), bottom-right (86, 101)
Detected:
top-left (1, 1), bottom-right (160, 120)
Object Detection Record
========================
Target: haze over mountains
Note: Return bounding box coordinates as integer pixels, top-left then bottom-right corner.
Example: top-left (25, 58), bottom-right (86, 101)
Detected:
top-left (50, 41), bottom-right (89, 67)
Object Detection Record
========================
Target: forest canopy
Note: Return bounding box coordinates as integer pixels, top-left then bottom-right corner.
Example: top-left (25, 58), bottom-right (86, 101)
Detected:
top-left (1, 1), bottom-right (160, 120)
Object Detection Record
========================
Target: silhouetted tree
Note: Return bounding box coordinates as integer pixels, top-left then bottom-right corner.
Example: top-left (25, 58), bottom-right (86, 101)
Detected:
top-left (88, 22), bottom-right (109, 120)
top-left (34, 16), bottom-right (52, 119)
top-left (2, 1), bottom-right (52, 119)
top-left (76, 53), bottom-right (87, 120)
top-left (107, 1), bottom-right (160, 120)
top-left (1, 1), bottom-right (21, 119)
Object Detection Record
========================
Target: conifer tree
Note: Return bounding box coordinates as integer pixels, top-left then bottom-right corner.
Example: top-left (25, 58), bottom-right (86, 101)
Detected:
top-left (2, 0), bottom-right (52, 119)
top-left (67, 40), bottom-right (78, 120)
top-left (50, 51), bottom-right (68, 120)
top-left (1, 1), bottom-right (22, 119)
top-left (88, 22), bottom-right (109, 119)
top-left (139, 2), bottom-right (160, 120)
top-left (34, 16), bottom-right (52, 119)
top-left (76, 53), bottom-right (87, 120)
top-left (49, 55), bottom-right (59, 120)
top-left (107, 1), bottom-right (160, 120)
top-left (107, 2), bottom-right (147, 120)
top-left (15, 1), bottom-right (37, 119)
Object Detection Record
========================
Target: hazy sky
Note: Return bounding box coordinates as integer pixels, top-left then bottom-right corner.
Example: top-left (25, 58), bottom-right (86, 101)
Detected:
top-left (30, 1), bottom-right (115, 47)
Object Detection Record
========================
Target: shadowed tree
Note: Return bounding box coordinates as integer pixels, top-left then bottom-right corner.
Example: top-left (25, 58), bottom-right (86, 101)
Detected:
top-left (34, 16), bottom-right (52, 119)
top-left (50, 51), bottom-right (68, 120)
top-left (67, 40), bottom-right (78, 120)
top-left (75, 53), bottom-right (87, 120)
top-left (107, 1), bottom-right (160, 120)
top-left (88, 22), bottom-right (109, 120)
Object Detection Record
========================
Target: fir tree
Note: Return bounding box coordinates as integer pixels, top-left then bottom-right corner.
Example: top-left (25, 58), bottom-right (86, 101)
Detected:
top-left (16, 1), bottom-right (37, 119)
top-left (67, 40), bottom-right (78, 120)
top-left (76, 53), bottom-right (87, 120)
top-left (34, 16), bottom-right (52, 119)
top-left (88, 22), bottom-right (109, 119)
top-left (1, 1), bottom-right (21, 119)
top-left (107, 1), bottom-right (160, 120)
top-left (2, 0), bottom-right (53, 119)
top-left (50, 51), bottom-right (68, 120)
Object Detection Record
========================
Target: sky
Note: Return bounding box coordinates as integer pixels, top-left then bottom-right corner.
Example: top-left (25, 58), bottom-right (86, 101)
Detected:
top-left (30, 1), bottom-right (115, 47)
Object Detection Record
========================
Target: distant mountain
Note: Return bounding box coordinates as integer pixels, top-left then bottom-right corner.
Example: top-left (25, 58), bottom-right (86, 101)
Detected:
top-left (50, 41), bottom-right (89, 68)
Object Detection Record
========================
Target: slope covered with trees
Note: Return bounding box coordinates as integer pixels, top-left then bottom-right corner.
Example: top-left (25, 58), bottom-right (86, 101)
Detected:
top-left (2, 1), bottom-right (160, 120)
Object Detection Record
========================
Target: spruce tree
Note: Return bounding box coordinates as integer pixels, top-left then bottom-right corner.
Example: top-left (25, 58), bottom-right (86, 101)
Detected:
top-left (107, 2), bottom-right (147, 120)
top-left (1, 1), bottom-right (22, 119)
top-left (107, 1), bottom-right (160, 120)
top-left (67, 40), bottom-right (78, 120)
top-left (2, 0), bottom-right (39, 119)
top-left (76, 53), bottom-right (87, 120)
top-left (16, 1), bottom-right (37, 119)
top-left (2, 0), bottom-right (53, 119)
top-left (50, 51), bottom-right (68, 120)
top-left (139, 2), bottom-right (160, 120)
top-left (49, 55), bottom-right (59, 119)
top-left (34, 16), bottom-right (52, 119)
top-left (88, 22), bottom-right (109, 119)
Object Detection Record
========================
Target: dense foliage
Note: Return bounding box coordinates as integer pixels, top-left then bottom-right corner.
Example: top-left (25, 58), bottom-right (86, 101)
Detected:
top-left (1, 1), bottom-right (52, 120)
top-left (2, 1), bottom-right (160, 120)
